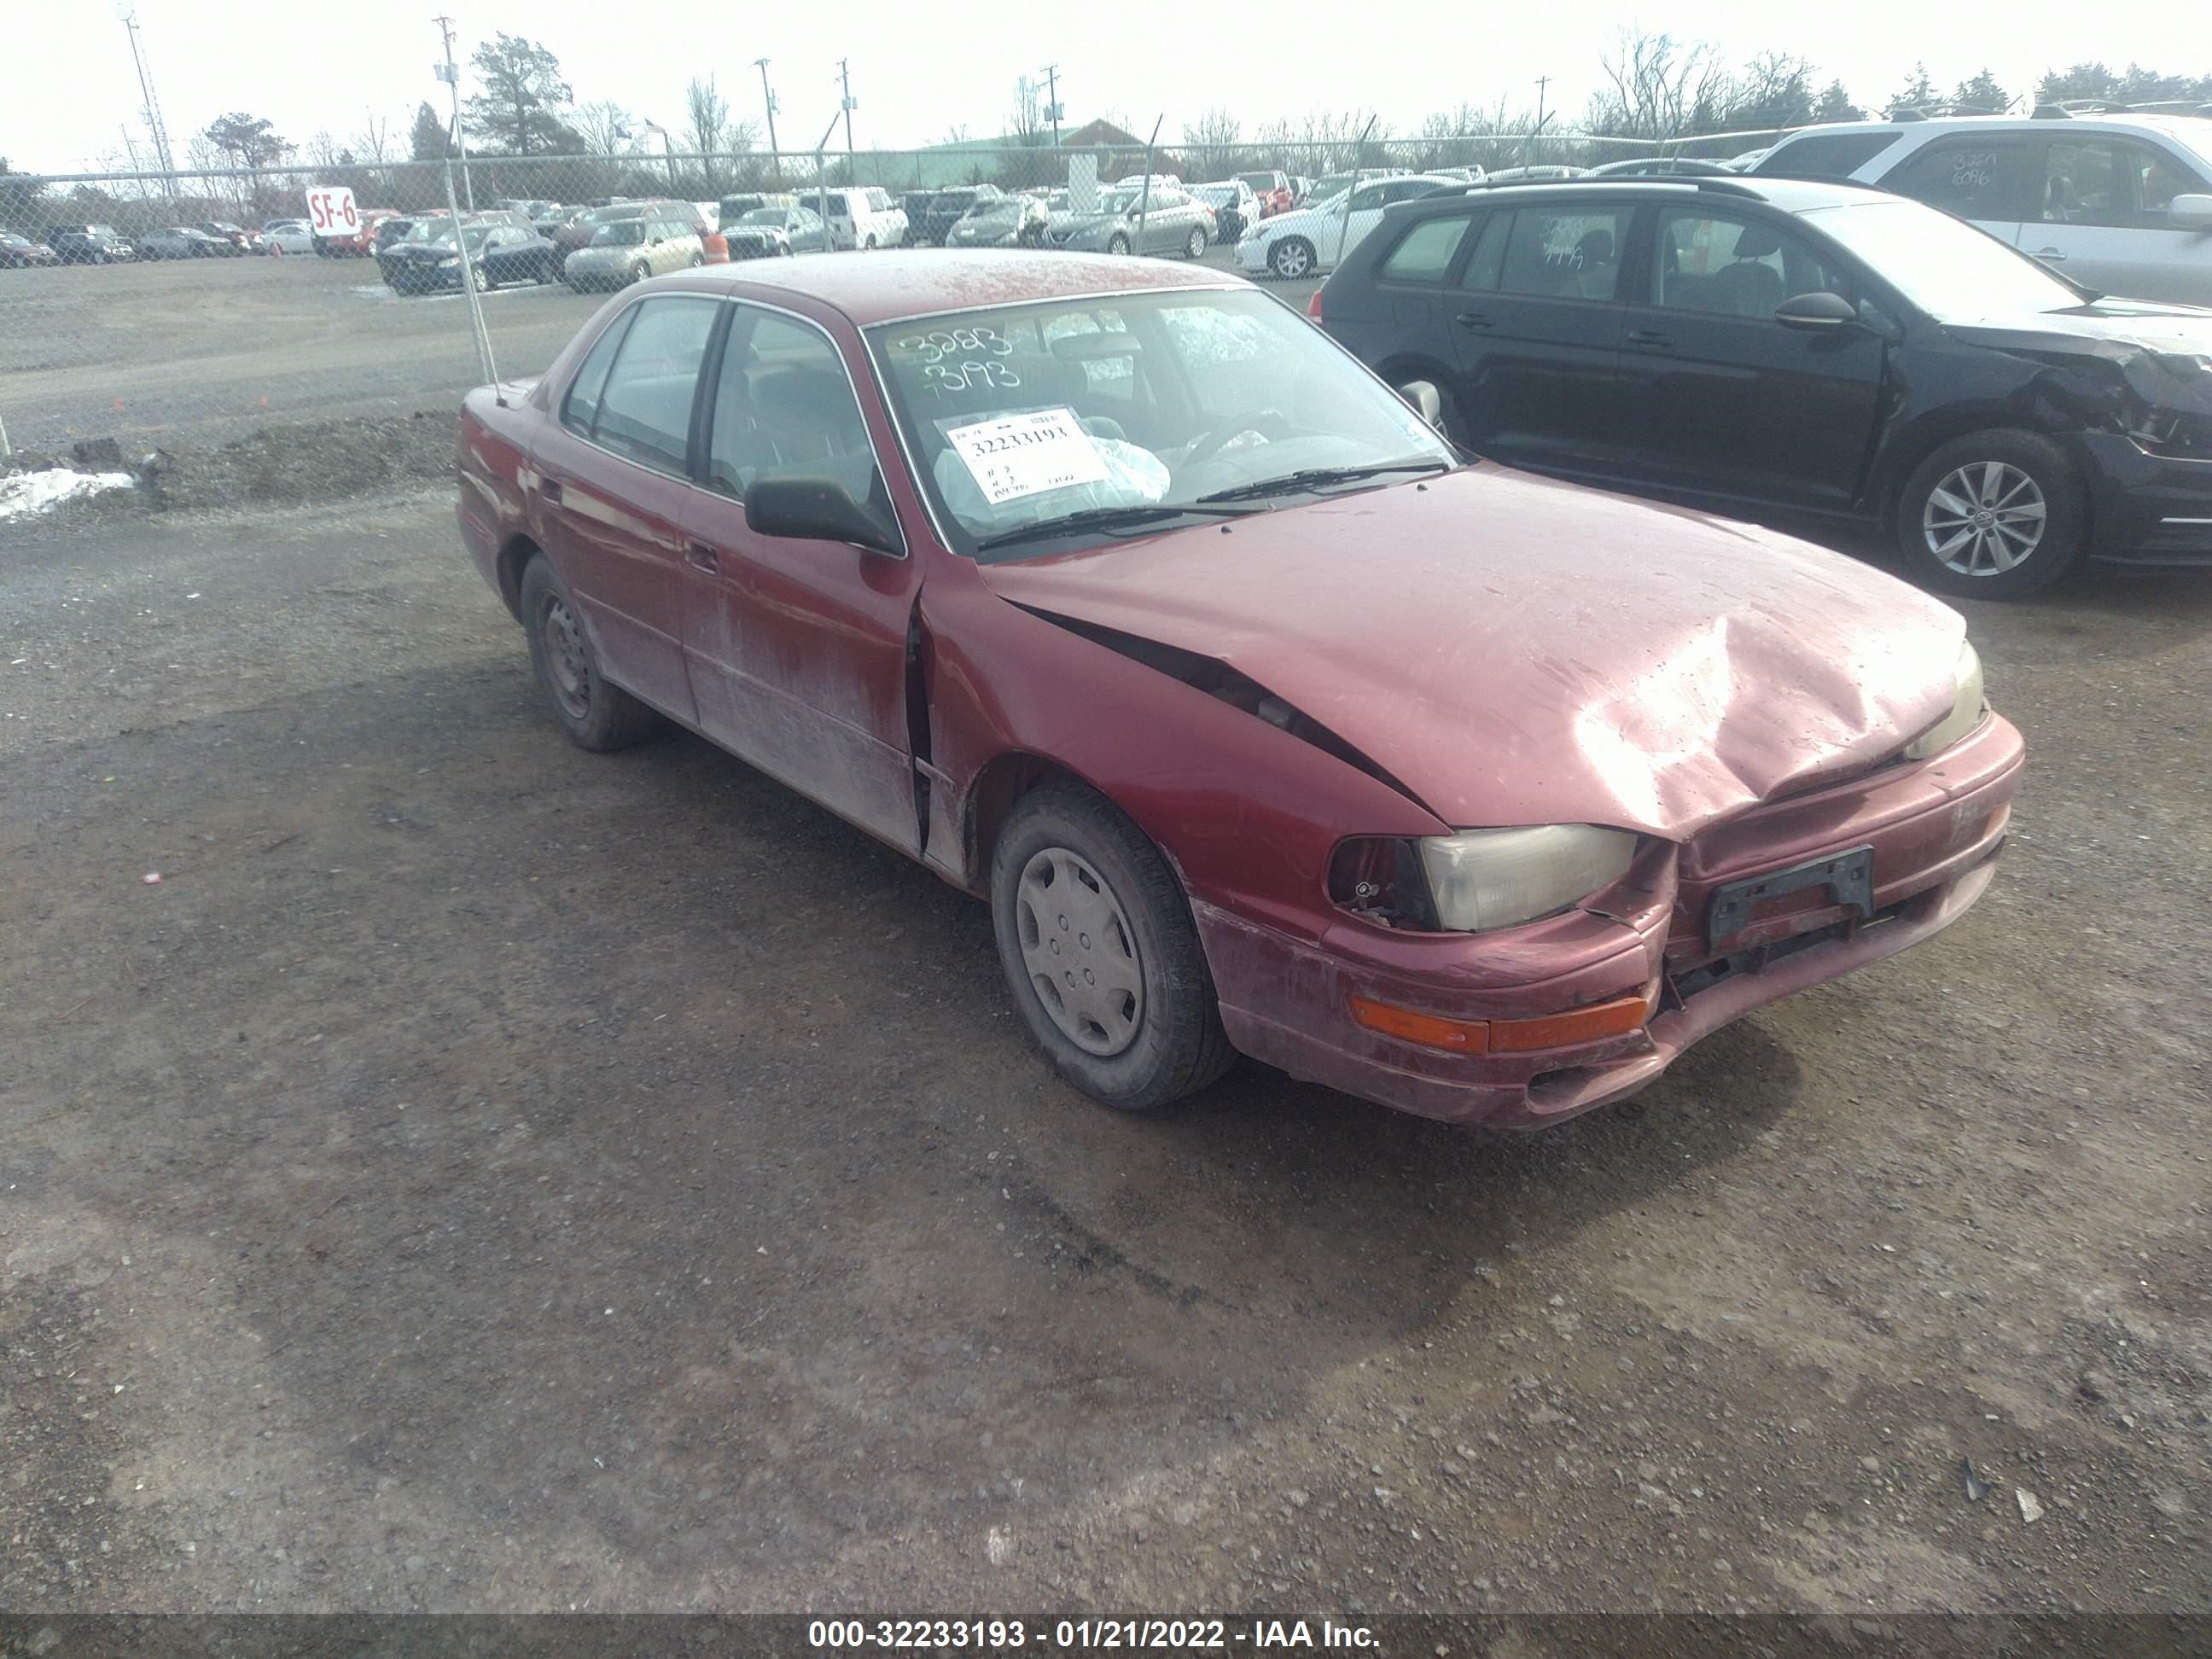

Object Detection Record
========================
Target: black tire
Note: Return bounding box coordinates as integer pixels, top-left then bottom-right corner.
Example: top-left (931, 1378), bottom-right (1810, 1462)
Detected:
top-left (989, 782), bottom-right (1235, 1114)
top-left (630, 261), bottom-right (650, 286)
top-left (1268, 236), bottom-right (1315, 280)
top-left (518, 557), bottom-right (662, 752)
top-left (1185, 225), bottom-right (1208, 259)
top-left (1107, 232), bottom-right (1131, 256)
top-left (1894, 428), bottom-right (2086, 599)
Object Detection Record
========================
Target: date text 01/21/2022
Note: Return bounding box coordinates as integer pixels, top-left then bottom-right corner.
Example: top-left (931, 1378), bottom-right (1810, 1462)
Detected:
top-left (804, 1619), bottom-right (1379, 1650)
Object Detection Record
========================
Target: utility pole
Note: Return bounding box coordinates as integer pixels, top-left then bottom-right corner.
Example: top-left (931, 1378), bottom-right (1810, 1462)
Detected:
top-left (114, 4), bottom-right (176, 195)
top-left (1039, 63), bottom-right (1062, 149)
top-left (837, 59), bottom-right (856, 176)
top-left (754, 57), bottom-right (780, 178)
top-left (1529, 76), bottom-right (1550, 168)
top-left (434, 14), bottom-right (474, 210)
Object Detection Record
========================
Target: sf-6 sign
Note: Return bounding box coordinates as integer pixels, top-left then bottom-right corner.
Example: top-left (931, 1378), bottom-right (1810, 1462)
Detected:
top-left (305, 186), bottom-right (358, 237)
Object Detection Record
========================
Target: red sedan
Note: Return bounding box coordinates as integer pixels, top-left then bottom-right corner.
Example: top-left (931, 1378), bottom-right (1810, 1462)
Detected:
top-left (455, 253), bottom-right (2023, 1128)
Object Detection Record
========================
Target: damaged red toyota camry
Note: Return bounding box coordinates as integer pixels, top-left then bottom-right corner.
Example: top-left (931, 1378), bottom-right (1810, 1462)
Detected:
top-left (455, 252), bottom-right (2023, 1128)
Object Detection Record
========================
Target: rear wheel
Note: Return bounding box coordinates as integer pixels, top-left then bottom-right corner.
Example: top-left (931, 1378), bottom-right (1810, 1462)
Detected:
top-left (1107, 232), bottom-right (1131, 256)
top-left (864, 233), bottom-right (876, 250)
top-left (1895, 429), bottom-right (2085, 598)
top-left (518, 558), bottom-right (662, 752)
top-left (1268, 236), bottom-right (1314, 280)
top-left (989, 783), bottom-right (1235, 1114)
top-left (629, 261), bottom-right (650, 285)
top-left (1185, 225), bottom-right (1208, 259)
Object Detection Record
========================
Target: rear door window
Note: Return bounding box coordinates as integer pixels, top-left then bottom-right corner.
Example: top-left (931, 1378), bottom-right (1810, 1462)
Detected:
top-left (584, 296), bottom-right (720, 474)
top-left (1495, 207), bottom-right (1635, 300)
top-left (2040, 137), bottom-right (2209, 228)
top-left (1880, 137), bottom-right (2039, 221)
top-left (1756, 131), bottom-right (1900, 179)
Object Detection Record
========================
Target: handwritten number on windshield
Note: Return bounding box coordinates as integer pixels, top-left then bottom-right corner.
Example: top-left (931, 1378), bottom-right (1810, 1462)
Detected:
top-left (896, 325), bottom-right (1014, 365)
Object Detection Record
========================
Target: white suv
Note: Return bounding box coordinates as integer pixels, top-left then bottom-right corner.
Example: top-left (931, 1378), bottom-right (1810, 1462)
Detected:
top-left (815, 186), bottom-right (908, 251)
top-left (1751, 113), bottom-right (2212, 306)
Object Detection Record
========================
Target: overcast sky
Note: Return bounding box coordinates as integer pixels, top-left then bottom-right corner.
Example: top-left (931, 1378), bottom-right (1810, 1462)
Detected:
top-left (10, 0), bottom-right (2205, 176)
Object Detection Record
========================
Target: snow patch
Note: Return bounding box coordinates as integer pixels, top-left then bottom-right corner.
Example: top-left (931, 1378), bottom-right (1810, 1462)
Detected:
top-left (0, 467), bottom-right (137, 523)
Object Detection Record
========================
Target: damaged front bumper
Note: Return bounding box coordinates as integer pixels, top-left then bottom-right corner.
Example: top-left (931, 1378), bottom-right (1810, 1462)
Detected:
top-left (1195, 712), bottom-right (2024, 1129)
top-left (2081, 432), bottom-right (2212, 567)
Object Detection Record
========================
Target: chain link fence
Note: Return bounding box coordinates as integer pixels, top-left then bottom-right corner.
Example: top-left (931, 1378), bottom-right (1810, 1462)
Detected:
top-left (2, 127), bottom-right (1791, 486)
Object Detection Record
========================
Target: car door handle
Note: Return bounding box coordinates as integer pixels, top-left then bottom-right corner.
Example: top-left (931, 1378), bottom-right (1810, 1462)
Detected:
top-left (1627, 329), bottom-right (1673, 347)
top-left (684, 541), bottom-right (719, 573)
top-left (2031, 247), bottom-right (2066, 261)
top-left (1454, 311), bottom-right (1493, 329)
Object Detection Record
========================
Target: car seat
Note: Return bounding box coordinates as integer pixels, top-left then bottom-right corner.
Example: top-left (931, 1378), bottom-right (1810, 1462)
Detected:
top-left (1708, 224), bottom-right (1787, 317)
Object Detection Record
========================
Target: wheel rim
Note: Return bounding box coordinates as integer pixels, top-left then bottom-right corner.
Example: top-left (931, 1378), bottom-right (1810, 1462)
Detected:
top-left (1275, 241), bottom-right (1310, 277)
top-left (1016, 847), bottom-right (1144, 1057)
top-left (1923, 461), bottom-right (2047, 577)
top-left (1109, 236), bottom-right (1129, 255)
top-left (1189, 228), bottom-right (1205, 257)
top-left (542, 597), bottom-right (591, 721)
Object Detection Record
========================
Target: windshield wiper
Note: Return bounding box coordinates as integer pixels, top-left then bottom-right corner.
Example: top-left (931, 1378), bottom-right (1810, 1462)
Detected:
top-left (1195, 460), bottom-right (1450, 504)
top-left (973, 500), bottom-right (1259, 553)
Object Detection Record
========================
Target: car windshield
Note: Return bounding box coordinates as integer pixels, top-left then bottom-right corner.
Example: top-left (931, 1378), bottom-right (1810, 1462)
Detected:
top-left (966, 201), bottom-right (1020, 219)
top-left (1802, 198), bottom-right (2087, 318)
top-left (868, 289), bottom-right (1454, 562)
top-left (738, 208), bottom-right (788, 225)
top-left (591, 221), bottom-right (648, 247)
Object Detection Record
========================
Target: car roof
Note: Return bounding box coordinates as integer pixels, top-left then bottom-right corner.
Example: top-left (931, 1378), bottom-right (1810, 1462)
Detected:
top-left (1775, 112), bottom-right (2209, 145)
top-left (1433, 175), bottom-right (1880, 212)
top-left (659, 249), bottom-right (1244, 326)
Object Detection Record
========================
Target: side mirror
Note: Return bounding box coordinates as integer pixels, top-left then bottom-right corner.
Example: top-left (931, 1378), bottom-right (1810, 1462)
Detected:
top-left (1774, 290), bottom-right (1863, 332)
top-left (745, 476), bottom-right (901, 556)
top-left (1395, 380), bottom-right (1444, 428)
top-left (2169, 193), bottom-right (2212, 232)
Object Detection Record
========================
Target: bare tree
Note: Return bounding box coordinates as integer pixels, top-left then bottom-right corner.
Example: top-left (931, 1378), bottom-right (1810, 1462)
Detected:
top-left (1587, 28), bottom-right (1727, 140)
top-left (1009, 77), bottom-right (1047, 147)
top-left (685, 77), bottom-right (733, 191)
top-left (1182, 107), bottom-right (1245, 173)
top-left (352, 111), bottom-right (394, 166)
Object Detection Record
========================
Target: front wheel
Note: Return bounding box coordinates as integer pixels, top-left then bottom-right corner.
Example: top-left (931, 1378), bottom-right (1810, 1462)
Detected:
top-left (1895, 429), bottom-right (2085, 598)
top-left (1185, 225), bottom-right (1208, 259)
top-left (989, 783), bottom-right (1235, 1114)
top-left (1268, 236), bottom-right (1315, 280)
top-left (629, 261), bottom-right (650, 286)
top-left (519, 558), bottom-right (662, 751)
top-left (1107, 232), bottom-right (1131, 256)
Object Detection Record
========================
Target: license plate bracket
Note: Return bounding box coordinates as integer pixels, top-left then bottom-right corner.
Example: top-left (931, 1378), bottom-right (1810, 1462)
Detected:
top-left (1707, 845), bottom-right (1875, 953)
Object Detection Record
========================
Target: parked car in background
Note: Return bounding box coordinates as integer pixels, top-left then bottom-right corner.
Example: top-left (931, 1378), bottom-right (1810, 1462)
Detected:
top-left (815, 187), bottom-right (907, 250)
top-left (1477, 166), bottom-right (1592, 185)
top-left (138, 225), bottom-right (234, 259)
top-left (1316, 174), bottom-right (2212, 595)
top-left (561, 207), bottom-right (707, 291)
top-left (375, 216), bottom-right (419, 250)
top-left (1291, 175), bottom-right (1316, 203)
top-left (1588, 156), bottom-right (1741, 178)
top-left (948, 193), bottom-right (1049, 247)
top-left (260, 218), bottom-right (317, 255)
top-left (900, 189), bottom-right (939, 230)
top-left (1190, 180), bottom-right (1260, 242)
top-left (455, 250), bottom-right (2021, 1126)
top-left (1, 229), bottom-right (61, 268)
top-left (44, 224), bottom-right (135, 264)
top-left (195, 220), bottom-right (263, 254)
top-left (1237, 173), bottom-right (1458, 279)
top-left (717, 192), bottom-right (792, 226)
top-left (721, 204), bottom-right (827, 259)
top-left (1047, 181), bottom-right (1215, 258)
top-left (1235, 170), bottom-right (1295, 218)
top-left (317, 207), bottom-right (400, 257)
top-left (498, 199), bottom-right (562, 224)
top-left (378, 215), bottom-right (546, 294)
top-left (917, 186), bottom-right (1000, 244)
top-left (1750, 112), bottom-right (2212, 306)
top-left (549, 201), bottom-right (680, 273)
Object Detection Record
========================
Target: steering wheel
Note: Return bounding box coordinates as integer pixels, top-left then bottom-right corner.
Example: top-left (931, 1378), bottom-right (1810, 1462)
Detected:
top-left (1177, 407), bottom-right (1294, 474)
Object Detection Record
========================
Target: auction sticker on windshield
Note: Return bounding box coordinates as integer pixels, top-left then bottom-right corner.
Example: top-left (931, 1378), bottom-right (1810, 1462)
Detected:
top-left (946, 409), bottom-right (1109, 505)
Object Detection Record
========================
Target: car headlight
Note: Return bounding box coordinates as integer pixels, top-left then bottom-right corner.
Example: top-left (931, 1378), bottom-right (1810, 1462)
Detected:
top-left (1417, 825), bottom-right (1640, 933)
top-left (1901, 643), bottom-right (1984, 760)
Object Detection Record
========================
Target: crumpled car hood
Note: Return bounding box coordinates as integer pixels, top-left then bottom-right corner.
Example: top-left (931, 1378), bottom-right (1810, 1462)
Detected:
top-left (976, 467), bottom-right (1968, 840)
top-left (1947, 299), bottom-right (2212, 416)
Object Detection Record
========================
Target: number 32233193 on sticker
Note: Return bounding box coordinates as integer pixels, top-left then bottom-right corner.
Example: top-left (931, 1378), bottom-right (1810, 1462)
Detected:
top-left (946, 408), bottom-right (1109, 506)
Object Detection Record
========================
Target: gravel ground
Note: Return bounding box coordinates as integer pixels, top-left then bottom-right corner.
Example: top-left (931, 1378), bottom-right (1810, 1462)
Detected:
top-left (1, 476), bottom-right (2207, 1634)
top-left (0, 246), bottom-right (1303, 456)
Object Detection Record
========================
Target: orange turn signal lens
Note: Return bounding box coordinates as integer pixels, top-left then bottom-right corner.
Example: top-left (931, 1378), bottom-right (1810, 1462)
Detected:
top-left (1348, 997), bottom-right (1488, 1051)
top-left (1350, 992), bottom-right (1650, 1056)
top-left (1486, 993), bottom-right (1651, 1053)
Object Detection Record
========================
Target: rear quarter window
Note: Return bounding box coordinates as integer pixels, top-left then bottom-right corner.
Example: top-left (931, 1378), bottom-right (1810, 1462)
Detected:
top-left (1377, 214), bottom-right (1475, 282)
top-left (1756, 131), bottom-right (1901, 179)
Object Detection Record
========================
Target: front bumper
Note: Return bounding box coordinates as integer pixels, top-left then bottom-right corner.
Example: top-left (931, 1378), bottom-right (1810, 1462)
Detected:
top-left (1233, 238), bottom-right (1272, 272)
top-left (1195, 712), bottom-right (2024, 1129)
top-left (2081, 432), bottom-right (2212, 568)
